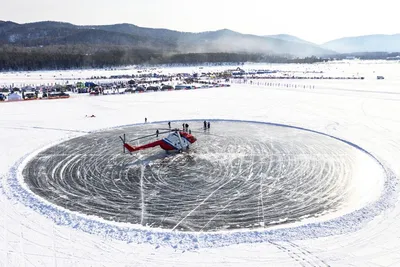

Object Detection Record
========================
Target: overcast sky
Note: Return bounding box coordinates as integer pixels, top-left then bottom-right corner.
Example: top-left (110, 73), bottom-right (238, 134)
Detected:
top-left (1, 0), bottom-right (398, 44)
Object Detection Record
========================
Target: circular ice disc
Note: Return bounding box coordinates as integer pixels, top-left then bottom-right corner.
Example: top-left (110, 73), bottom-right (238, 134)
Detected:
top-left (22, 120), bottom-right (374, 232)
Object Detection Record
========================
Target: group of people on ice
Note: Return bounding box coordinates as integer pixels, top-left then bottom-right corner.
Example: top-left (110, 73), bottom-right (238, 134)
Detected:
top-left (203, 120), bottom-right (211, 130)
top-left (148, 120), bottom-right (212, 137)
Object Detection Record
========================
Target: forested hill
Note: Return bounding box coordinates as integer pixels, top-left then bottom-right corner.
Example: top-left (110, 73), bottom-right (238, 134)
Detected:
top-left (0, 21), bottom-right (335, 54)
top-left (0, 45), bottom-right (327, 71)
top-left (0, 20), bottom-right (334, 70)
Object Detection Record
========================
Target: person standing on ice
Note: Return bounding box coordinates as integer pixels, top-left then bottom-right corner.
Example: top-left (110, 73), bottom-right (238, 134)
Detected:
top-left (145, 118), bottom-right (147, 123)
top-left (207, 121), bottom-right (210, 130)
top-left (168, 121), bottom-right (171, 129)
top-left (156, 129), bottom-right (159, 138)
top-left (203, 120), bottom-right (207, 130)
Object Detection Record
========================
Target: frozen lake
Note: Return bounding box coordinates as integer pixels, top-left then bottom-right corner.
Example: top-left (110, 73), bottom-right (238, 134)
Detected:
top-left (1, 61), bottom-right (400, 266)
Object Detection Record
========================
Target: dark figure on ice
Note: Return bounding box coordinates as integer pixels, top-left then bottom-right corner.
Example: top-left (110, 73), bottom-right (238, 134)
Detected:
top-left (156, 129), bottom-right (159, 137)
top-left (145, 117), bottom-right (147, 123)
top-left (203, 120), bottom-right (207, 130)
top-left (185, 123), bottom-right (189, 132)
top-left (168, 121), bottom-right (171, 129)
top-left (182, 123), bottom-right (185, 131)
top-left (207, 121), bottom-right (210, 130)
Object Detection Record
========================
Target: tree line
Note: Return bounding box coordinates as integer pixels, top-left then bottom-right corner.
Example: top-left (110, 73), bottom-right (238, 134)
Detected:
top-left (330, 52), bottom-right (400, 60)
top-left (0, 45), bottom-right (328, 71)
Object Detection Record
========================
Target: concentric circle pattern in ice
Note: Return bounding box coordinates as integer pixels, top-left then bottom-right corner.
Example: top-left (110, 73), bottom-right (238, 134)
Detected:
top-left (22, 120), bottom-right (382, 232)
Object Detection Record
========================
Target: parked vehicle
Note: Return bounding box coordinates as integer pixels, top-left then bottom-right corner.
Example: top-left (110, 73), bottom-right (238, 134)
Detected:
top-left (48, 92), bottom-right (70, 99)
top-left (135, 86), bottom-right (146, 92)
top-left (146, 86), bottom-right (159, 92)
top-left (161, 85), bottom-right (174, 91)
top-left (174, 84), bottom-right (191, 90)
top-left (24, 92), bottom-right (36, 100)
top-left (89, 88), bottom-right (100, 95)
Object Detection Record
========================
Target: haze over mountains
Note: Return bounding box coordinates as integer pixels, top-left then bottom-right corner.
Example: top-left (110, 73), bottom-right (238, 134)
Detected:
top-left (1, 20), bottom-right (400, 58)
top-left (0, 20), bottom-right (332, 57)
top-left (265, 34), bottom-right (316, 46)
top-left (321, 34), bottom-right (400, 53)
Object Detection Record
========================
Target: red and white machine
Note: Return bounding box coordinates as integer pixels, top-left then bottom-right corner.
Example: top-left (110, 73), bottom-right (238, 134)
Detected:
top-left (120, 129), bottom-right (197, 153)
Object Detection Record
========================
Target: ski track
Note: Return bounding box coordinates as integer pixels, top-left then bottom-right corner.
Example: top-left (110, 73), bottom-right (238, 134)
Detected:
top-left (1, 63), bottom-right (400, 266)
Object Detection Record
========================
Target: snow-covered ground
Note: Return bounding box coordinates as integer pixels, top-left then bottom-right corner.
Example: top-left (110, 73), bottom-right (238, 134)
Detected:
top-left (1, 60), bottom-right (398, 87)
top-left (1, 61), bottom-right (400, 266)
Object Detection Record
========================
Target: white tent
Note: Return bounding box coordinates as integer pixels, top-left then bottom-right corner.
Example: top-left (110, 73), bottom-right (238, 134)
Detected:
top-left (7, 93), bottom-right (22, 101)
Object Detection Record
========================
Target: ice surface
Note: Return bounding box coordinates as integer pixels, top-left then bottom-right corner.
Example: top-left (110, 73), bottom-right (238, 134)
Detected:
top-left (1, 61), bottom-right (400, 266)
top-left (20, 120), bottom-right (384, 233)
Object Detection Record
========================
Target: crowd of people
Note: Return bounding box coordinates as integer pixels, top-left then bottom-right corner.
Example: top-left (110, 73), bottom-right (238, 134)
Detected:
top-left (146, 119), bottom-right (212, 138)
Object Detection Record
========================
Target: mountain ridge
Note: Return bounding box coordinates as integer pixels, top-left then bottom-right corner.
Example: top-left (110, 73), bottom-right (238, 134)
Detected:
top-left (322, 34), bottom-right (400, 53)
top-left (5, 20), bottom-right (400, 56)
top-left (265, 34), bottom-right (315, 46)
top-left (0, 20), bottom-right (334, 57)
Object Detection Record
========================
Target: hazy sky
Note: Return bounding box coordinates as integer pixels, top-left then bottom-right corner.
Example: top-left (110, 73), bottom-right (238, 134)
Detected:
top-left (1, 0), bottom-right (398, 44)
